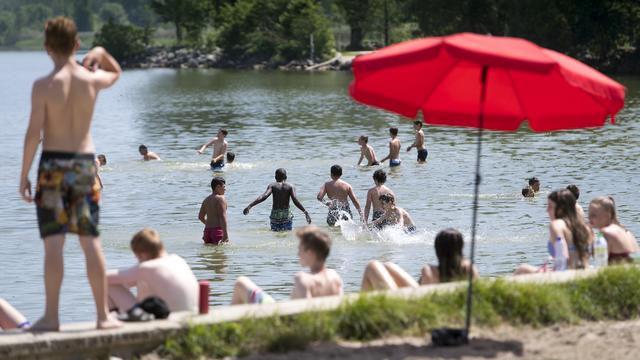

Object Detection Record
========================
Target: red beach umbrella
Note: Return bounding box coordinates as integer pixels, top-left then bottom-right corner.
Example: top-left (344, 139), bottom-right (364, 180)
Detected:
top-left (349, 32), bottom-right (626, 343)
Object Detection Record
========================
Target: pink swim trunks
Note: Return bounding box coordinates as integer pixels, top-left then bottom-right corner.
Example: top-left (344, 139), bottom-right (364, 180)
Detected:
top-left (203, 227), bottom-right (225, 245)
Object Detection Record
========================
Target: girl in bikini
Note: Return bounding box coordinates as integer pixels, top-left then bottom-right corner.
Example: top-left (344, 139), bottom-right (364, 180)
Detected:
top-left (589, 196), bottom-right (638, 264)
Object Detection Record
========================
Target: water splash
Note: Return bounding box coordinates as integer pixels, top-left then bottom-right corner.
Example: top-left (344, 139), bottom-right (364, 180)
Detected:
top-left (335, 211), bottom-right (434, 244)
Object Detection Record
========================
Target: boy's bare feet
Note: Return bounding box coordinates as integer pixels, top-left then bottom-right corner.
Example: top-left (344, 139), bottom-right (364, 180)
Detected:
top-left (97, 315), bottom-right (122, 330)
top-left (29, 316), bottom-right (60, 332)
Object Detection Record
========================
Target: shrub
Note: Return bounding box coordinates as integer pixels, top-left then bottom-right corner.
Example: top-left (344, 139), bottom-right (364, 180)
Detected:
top-left (93, 19), bottom-right (152, 62)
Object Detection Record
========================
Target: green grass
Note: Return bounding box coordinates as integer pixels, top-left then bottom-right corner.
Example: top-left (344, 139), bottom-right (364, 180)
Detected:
top-left (164, 266), bottom-right (640, 359)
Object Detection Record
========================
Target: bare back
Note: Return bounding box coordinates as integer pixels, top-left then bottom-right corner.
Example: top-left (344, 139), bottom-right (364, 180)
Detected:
top-left (272, 182), bottom-right (294, 209)
top-left (389, 138), bottom-right (401, 160)
top-left (200, 194), bottom-right (226, 227)
top-left (40, 63), bottom-right (101, 153)
top-left (368, 185), bottom-right (394, 211)
top-left (415, 129), bottom-right (425, 150)
top-left (324, 179), bottom-right (351, 204)
top-left (292, 269), bottom-right (343, 299)
top-left (211, 139), bottom-right (227, 161)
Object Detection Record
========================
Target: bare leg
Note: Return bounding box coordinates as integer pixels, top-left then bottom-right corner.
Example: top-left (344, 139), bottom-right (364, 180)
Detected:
top-left (360, 260), bottom-right (398, 291)
top-left (79, 236), bottom-right (121, 329)
top-left (107, 284), bottom-right (136, 313)
top-left (514, 264), bottom-right (538, 275)
top-left (383, 262), bottom-right (419, 288)
top-left (30, 234), bottom-right (65, 331)
top-left (231, 276), bottom-right (258, 305)
top-left (0, 298), bottom-right (27, 329)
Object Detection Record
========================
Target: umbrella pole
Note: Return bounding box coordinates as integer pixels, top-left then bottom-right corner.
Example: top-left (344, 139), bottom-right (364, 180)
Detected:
top-left (464, 65), bottom-right (489, 339)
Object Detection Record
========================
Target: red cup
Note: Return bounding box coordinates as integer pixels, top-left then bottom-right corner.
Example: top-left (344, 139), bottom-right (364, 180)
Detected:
top-left (199, 280), bottom-right (210, 314)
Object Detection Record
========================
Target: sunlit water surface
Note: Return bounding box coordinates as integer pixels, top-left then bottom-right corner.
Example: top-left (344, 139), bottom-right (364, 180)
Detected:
top-left (0, 52), bottom-right (638, 322)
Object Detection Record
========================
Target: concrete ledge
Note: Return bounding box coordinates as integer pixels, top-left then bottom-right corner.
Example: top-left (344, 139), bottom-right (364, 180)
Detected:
top-left (0, 269), bottom-right (601, 359)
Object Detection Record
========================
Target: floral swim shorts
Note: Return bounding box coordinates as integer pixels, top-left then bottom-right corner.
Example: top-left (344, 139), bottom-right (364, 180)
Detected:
top-left (35, 151), bottom-right (101, 238)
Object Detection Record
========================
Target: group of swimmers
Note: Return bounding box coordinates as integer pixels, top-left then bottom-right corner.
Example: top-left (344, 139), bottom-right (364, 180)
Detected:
top-left (7, 17), bottom-right (638, 333)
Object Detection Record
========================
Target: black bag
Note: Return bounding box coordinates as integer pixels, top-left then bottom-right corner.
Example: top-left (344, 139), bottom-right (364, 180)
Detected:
top-left (139, 296), bottom-right (170, 319)
top-left (431, 328), bottom-right (468, 346)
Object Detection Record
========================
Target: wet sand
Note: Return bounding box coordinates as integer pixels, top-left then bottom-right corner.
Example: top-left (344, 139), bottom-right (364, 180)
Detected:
top-left (239, 319), bottom-right (640, 360)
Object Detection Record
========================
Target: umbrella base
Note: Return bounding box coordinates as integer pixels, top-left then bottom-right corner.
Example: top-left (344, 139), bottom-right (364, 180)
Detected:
top-left (431, 328), bottom-right (469, 346)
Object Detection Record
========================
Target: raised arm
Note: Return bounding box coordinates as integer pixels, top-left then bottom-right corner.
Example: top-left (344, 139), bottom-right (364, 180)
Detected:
top-left (20, 81), bottom-right (46, 202)
top-left (243, 185), bottom-right (273, 214)
top-left (197, 138), bottom-right (216, 154)
top-left (291, 185), bottom-right (311, 224)
top-left (82, 46), bottom-right (121, 90)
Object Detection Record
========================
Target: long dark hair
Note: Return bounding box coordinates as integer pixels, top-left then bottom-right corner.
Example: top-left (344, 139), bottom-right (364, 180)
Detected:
top-left (548, 189), bottom-right (591, 266)
top-left (435, 228), bottom-right (465, 282)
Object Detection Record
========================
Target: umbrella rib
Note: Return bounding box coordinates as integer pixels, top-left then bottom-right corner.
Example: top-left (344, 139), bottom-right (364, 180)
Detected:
top-left (417, 58), bottom-right (461, 122)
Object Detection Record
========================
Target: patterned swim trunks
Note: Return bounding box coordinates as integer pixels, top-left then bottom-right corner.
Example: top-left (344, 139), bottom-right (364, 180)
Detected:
top-left (35, 151), bottom-right (101, 238)
top-left (270, 208), bottom-right (293, 232)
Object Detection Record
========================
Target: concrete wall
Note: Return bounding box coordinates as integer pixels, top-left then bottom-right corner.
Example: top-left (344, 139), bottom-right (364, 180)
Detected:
top-left (0, 269), bottom-right (598, 359)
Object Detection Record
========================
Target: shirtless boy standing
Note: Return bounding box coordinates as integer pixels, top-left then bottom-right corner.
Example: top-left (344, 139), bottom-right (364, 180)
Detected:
top-left (19, 17), bottom-right (121, 330)
top-left (197, 129), bottom-right (228, 171)
top-left (231, 226), bottom-right (343, 304)
top-left (380, 127), bottom-right (401, 167)
top-left (198, 177), bottom-right (229, 244)
top-left (364, 169), bottom-right (395, 225)
top-left (139, 144), bottom-right (161, 161)
top-left (243, 168), bottom-right (311, 231)
top-left (317, 165), bottom-right (363, 225)
top-left (406, 121), bottom-right (428, 163)
top-left (357, 136), bottom-right (379, 166)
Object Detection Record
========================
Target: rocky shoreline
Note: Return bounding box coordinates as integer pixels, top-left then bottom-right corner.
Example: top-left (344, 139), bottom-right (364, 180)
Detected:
top-left (120, 46), bottom-right (354, 71)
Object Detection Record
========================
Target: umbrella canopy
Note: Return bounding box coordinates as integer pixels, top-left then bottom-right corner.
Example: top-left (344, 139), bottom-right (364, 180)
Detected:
top-left (350, 32), bottom-right (625, 131)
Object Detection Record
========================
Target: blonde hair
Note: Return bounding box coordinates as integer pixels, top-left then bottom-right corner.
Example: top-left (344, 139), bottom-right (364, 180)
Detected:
top-left (130, 228), bottom-right (164, 259)
top-left (296, 225), bottom-right (332, 262)
top-left (44, 17), bottom-right (78, 56)
top-left (590, 196), bottom-right (621, 227)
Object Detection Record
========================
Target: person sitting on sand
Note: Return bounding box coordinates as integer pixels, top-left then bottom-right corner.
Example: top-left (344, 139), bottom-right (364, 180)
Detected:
top-left (566, 184), bottom-right (585, 219)
top-left (317, 165), bottom-right (363, 226)
top-left (370, 193), bottom-right (416, 233)
top-left (589, 196), bottom-right (638, 264)
top-left (515, 189), bottom-right (592, 274)
top-left (357, 135), bottom-right (379, 166)
top-left (231, 226), bottom-right (343, 304)
top-left (243, 168), bottom-right (311, 231)
top-left (364, 169), bottom-right (395, 225)
top-left (380, 127), bottom-right (401, 167)
top-left (361, 228), bottom-right (478, 291)
top-left (198, 177), bottom-right (229, 245)
top-left (139, 144), bottom-right (160, 161)
top-left (406, 121), bottom-right (428, 163)
top-left (0, 298), bottom-right (29, 330)
top-left (226, 151), bottom-right (235, 164)
top-left (107, 228), bottom-right (199, 313)
top-left (197, 128), bottom-right (228, 171)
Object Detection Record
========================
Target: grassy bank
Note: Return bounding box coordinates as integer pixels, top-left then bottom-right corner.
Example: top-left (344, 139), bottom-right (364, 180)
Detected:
top-left (164, 266), bottom-right (640, 359)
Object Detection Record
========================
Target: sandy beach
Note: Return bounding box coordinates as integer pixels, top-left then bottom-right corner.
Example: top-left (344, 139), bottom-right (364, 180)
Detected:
top-left (237, 319), bottom-right (640, 360)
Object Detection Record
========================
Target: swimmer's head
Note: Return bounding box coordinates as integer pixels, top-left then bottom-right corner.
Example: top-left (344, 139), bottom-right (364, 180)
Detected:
top-left (373, 169), bottom-right (387, 184)
top-left (275, 168), bottom-right (287, 182)
top-left (44, 17), bottom-right (79, 57)
top-left (218, 128), bottom-right (228, 137)
top-left (389, 127), bottom-right (398, 136)
top-left (130, 228), bottom-right (164, 262)
top-left (226, 152), bottom-right (235, 163)
top-left (330, 165), bottom-right (342, 179)
top-left (211, 177), bottom-right (226, 194)
top-left (528, 177), bottom-right (540, 192)
top-left (522, 187), bottom-right (534, 198)
top-left (413, 120), bottom-right (423, 130)
top-left (566, 184), bottom-right (580, 200)
top-left (358, 135), bottom-right (368, 145)
top-left (296, 225), bottom-right (332, 265)
top-left (138, 144), bottom-right (148, 155)
top-left (97, 154), bottom-right (107, 166)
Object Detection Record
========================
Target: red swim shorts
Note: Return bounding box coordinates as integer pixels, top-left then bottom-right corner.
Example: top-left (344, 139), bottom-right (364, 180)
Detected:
top-left (203, 227), bottom-right (226, 245)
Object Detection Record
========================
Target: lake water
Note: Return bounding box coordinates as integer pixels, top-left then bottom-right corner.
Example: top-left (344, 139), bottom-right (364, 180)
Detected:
top-left (1, 52), bottom-right (638, 323)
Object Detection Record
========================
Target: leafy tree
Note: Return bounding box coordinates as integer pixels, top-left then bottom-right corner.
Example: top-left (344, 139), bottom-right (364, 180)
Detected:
top-left (150, 0), bottom-right (210, 43)
top-left (335, 0), bottom-right (374, 50)
top-left (93, 19), bottom-right (152, 61)
top-left (278, 0), bottom-right (335, 61)
top-left (18, 4), bottom-right (53, 30)
top-left (74, 0), bottom-right (94, 31)
top-left (99, 2), bottom-right (128, 24)
top-left (0, 11), bottom-right (17, 46)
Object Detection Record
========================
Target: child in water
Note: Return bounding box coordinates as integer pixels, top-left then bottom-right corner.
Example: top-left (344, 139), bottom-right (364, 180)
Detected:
top-left (198, 177), bottom-right (229, 244)
top-left (589, 196), bottom-right (638, 264)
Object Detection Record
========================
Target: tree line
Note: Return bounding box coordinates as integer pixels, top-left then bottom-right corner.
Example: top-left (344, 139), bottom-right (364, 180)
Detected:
top-left (1, 0), bottom-right (639, 72)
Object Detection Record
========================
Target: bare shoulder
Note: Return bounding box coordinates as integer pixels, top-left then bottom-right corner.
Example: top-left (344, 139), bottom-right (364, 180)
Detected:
top-left (550, 219), bottom-right (566, 231)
